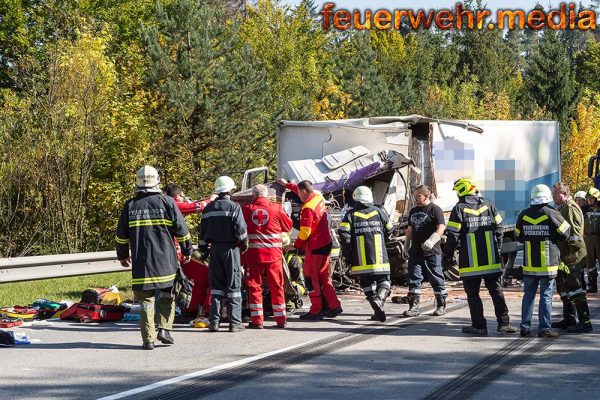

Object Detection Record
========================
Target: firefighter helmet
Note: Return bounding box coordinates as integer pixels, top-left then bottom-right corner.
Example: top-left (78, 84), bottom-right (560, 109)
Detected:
top-left (574, 191), bottom-right (586, 200)
top-left (588, 187), bottom-right (600, 200)
top-left (353, 186), bottom-right (373, 205)
top-left (453, 177), bottom-right (478, 196)
top-left (530, 184), bottom-right (552, 205)
top-left (214, 176), bottom-right (236, 193)
top-left (136, 165), bottom-right (160, 188)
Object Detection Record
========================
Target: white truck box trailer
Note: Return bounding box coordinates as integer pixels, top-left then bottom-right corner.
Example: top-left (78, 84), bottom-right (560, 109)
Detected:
top-left (272, 116), bottom-right (560, 281)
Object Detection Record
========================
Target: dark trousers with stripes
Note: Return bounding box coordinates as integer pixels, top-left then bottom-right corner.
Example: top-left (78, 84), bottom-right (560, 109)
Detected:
top-left (208, 243), bottom-right (242, 326)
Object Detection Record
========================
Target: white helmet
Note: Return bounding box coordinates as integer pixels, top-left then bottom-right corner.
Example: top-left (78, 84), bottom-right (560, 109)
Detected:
top-left (214, 176), bottom-right (236, 193)
top-left (136, 165), bottom-right (160, 188)
top-left (574, 191), bottom-right (587, 200)
top-left (353, 186), bottom-right (373, 205)
top-left (530, 184), bottom-right (552, 205)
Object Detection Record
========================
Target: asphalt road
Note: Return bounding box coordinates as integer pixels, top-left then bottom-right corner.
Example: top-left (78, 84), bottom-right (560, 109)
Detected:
top-left (1, 286), bottom-right (599, 400)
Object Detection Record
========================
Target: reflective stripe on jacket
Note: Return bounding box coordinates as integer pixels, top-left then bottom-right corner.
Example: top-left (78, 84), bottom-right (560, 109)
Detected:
top-left (338, 204), bottom-right (392, 276)
top-left (557, 199), bottom-right (586, 264)
top-left (115, 193), bottom-right (192, 291)
top-left (515, 204), bottom-right (570, 277)
top-left (286, 183), bottom-right (332, 252)
top-left (242, 197), bottom-right (293, 264)
top-left (199, 195), bottom-right (247, 246)
top-left (444, 195), bottom-right (503, 278)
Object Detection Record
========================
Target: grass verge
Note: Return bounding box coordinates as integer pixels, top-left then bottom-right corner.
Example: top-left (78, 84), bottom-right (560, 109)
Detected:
top-left (0, 272), bottom-right (133, 307)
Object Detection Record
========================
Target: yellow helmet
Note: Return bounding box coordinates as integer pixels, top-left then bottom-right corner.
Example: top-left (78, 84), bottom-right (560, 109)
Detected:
top-left (453, 177), bottom-right (478, 197)
top-left (588, 187), bottom-right (600, 200)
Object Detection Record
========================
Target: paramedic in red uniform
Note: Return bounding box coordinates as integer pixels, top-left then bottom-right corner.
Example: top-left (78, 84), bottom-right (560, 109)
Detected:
top-left (242, 184), bottom-right (293, 329)
top-left (278, 179), bottom-right (343, 320)
top-left (164, 183), bottom-right (215, 317)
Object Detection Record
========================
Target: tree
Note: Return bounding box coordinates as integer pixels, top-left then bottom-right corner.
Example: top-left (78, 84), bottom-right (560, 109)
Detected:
top-left (524, 29), bottom-right (579, 131)
top-left (143, 0), bottom-right (272, 194)
top-left (575, 38), bottom-right (600, 92)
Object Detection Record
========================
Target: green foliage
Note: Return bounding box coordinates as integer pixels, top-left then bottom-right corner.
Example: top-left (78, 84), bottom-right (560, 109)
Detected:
top-left (0, 1), bottom-right (599, 257)
top-left (0, 272), bottom-right (133, 307)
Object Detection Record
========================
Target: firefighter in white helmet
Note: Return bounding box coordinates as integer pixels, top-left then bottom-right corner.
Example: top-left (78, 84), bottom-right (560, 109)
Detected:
top-left (338, 186), bottom-right (393, 322)
top-left (115, 165), bottom-right (192, 350)
top-left (574, 191), bottom-right (587, 208)
top-left (515, 184), bottom-right (570, 338)
top-left (199, 176), bottom-right (248, 333)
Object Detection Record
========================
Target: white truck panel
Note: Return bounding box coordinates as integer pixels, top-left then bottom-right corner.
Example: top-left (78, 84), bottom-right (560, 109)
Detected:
top-left (432, 120), bottom-right (560, 226)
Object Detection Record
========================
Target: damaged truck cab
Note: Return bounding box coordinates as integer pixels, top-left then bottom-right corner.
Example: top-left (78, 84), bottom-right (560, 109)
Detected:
top-left (236, 116), bottom-right (561, 285)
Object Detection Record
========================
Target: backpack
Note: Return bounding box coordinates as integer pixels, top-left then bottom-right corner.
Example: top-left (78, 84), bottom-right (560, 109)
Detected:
top-left (80, 288), bottom-right (122, 305)
top-left (60, 303), bottom-right (128, 323)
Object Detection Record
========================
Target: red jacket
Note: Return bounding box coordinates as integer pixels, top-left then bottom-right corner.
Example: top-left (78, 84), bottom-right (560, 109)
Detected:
top-left (174, 198), bottom-right (211, 216)
top-left (242, 197), bottom-right (293, 264)
top-left (286, 183), bottom-right (332, 252)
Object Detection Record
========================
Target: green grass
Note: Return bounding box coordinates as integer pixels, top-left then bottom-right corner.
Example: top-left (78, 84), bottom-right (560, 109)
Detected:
top-left (0, 272), bottom-right (134, 307)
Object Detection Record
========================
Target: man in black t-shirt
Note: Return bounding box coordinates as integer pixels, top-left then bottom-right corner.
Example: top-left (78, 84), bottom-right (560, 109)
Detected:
top-left (403, 185), bottom-right (447, 317)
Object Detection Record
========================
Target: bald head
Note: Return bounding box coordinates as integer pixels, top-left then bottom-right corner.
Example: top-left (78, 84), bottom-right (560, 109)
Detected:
top-left (252, 184), bottom-right (269, 199)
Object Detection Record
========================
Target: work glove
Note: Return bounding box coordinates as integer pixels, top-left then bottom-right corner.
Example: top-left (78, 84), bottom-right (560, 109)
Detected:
top-left (558, 262), bottom-right (570, 274)
top-left (421, 232), bottom-right (441, 252)
top-left (402, 239), bottom-right (411, 260)
top-left (240, 239), bottom-right (249, 253)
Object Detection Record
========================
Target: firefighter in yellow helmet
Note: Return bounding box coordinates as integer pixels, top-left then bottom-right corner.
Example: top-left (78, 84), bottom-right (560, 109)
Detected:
top-left (443, 177), bottom-right (516, 336)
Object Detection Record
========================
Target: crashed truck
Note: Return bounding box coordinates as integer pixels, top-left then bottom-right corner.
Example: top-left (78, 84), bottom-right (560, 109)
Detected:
top-left (233, 116), bottom-right (561, 287)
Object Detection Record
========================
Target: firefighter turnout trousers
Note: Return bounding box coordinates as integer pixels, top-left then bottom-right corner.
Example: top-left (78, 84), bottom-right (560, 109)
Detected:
top-left (208, 243), bottom-right (243, 326)
top-left (246, 261), bottom-right (286, 325)
top-left (134, 288), bottom-right (175, 344)
top-left (462, 275), bottom-right (510, 329)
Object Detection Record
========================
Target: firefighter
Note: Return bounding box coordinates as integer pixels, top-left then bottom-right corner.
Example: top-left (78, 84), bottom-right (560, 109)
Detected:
top-left (403, 185), bottom-right (447, 317)
top-left (199, 176), bottom-right (248, 333)
top-left (551, 182), bottom-right (593, 333)
top-left (164, 183), bottom-right (214, 318)
top-left (574, 191), bottom-right (587, 209)
top-left (443, 178), bottom-right (517, 336)
top-left (582, 187), bottom-right (600, 293)
top-left (115, 165), bottom-right (192, 350)
top-left (277, 179), bottom-right (343, 320)
top-left (242, 184), bottom-right (293, 329)
top-left (338, 186), bottom-right (393, 322)
top-left (516, 184), bottom-right (570, 338)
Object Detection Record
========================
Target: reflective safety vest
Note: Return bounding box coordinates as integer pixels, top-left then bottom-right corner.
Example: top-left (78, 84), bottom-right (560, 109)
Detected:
top-left (115, 192), bottom-right (192, 291)
top-left (338, 204), bottom-right (392, 276)
top-left (241, 197), bottom-right (293, 264)
top-left (515, 204), bottom-right (570, 277)
top-left (445, 196), bottom-right (503, 278)
top-left (285, 184), bottom-right (332, 252)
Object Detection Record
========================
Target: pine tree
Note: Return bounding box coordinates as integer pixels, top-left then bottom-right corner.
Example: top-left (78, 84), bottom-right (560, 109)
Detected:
top-left (524, 29), bottom-right (579, 132)
top-left (143, 0), bottom-right (272, 192)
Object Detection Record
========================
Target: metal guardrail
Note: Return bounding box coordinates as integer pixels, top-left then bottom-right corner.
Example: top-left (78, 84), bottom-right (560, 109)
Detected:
top-left (0, 251), bottom-right (130, 283)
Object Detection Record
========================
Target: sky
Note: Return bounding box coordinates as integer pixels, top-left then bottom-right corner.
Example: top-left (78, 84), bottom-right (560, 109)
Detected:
top-left (281, 0), bottom-right (597, 12)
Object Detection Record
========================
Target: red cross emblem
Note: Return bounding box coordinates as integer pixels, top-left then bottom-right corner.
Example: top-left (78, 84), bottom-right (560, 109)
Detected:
top-left (252, 209), bottom-right (270, 226)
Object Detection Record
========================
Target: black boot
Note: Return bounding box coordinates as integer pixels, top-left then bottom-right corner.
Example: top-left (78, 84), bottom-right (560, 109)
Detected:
top-left (551, 300), bottom-right (577, 329)
top-left (403, 293), bottom-right (420, 317)
top-left (371, 287), bottom-right (390, 322)
top-left (567, 301), bottom-right (593, 333)
top-left (587, 271), bottom-right (598, 293)
top-left (157, 328), bottom-right (175, 344)
top-left (433, 294), bottom-right (447, 316)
